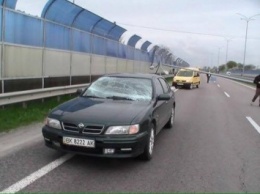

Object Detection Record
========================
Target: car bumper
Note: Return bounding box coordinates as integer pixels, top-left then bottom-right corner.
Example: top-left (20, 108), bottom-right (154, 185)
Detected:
top-left (172, 82), bottom-right (191, 87)
top-left (42, 126), bottom-right (148, 158)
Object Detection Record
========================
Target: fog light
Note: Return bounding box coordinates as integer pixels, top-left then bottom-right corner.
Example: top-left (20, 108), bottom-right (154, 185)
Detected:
top-left (52, 141), bottom-right (60, 147)
top-left (121, 148), bottom-right (132, 151)
top-left (44, 138), bottom-right (51, 141)
top-left (104, 148), bottom-right (115, 154)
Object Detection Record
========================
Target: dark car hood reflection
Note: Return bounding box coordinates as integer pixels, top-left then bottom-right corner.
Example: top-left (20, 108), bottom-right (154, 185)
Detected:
top-left (50, 97), bottom-right (150, 125)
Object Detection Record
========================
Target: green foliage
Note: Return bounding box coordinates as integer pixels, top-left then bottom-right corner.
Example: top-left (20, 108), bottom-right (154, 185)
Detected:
top-left (244, 64), bottom-right (256, 70)
top-left (0, 95), bottom-right (75, 133)
top-left (219, 64), bottom-right (226, 72)
top-left (226, 61), bottom-right (237, 69)
top-left (219, 61), bottom-right (256, 71)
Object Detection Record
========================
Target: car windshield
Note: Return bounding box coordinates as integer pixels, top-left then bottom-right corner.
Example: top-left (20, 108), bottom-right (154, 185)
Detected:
top-left (82, 77), bottom-right (153, 101)
top-left (176, 70), bottom-right (193, 77)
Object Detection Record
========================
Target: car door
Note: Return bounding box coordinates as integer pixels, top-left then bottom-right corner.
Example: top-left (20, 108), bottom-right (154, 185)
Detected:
top-left (153, 78), bottom-right (166, 133)
top-left (158, 78), bottom-right (173, 127)
top-left (153, 78), bottom-right (172, 133)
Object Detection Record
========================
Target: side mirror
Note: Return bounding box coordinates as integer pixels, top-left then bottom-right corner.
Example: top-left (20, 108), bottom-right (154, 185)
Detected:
top-left (157, 94), bottom-right (171, 101)
top-left (76, 89), bottom-right (83, 96)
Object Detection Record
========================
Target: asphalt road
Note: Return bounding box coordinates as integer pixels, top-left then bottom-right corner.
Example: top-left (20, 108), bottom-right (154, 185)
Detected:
top-left (0, 76), bottom-right (259, 193)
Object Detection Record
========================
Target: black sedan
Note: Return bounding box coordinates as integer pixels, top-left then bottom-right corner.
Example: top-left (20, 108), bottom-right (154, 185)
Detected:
top-left (42, 73), bottom-right (176, 160)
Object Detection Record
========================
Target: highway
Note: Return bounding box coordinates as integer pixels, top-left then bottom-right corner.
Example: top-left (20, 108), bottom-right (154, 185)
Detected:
top-left (0, 76), bottom-right (259, 193)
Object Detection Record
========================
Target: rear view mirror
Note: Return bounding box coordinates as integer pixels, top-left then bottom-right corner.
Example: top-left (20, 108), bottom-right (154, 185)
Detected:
top-left (157, 94), bottom-right (170, 101)
top-left (76, 89), bottom-right (83, 96)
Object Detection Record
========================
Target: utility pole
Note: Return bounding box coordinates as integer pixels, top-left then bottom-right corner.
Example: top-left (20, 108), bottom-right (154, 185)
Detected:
top-left (237, 13), bottom-right (260, 76)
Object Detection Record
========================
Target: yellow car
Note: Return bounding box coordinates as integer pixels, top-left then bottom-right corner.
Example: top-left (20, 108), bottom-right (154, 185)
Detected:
top-left (172, 68), bottom-right (200, 89)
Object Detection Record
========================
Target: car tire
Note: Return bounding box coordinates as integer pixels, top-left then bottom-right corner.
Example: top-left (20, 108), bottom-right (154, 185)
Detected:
top-left (140, 124), bottom-right (155, 161)
top-left (196, 82), bottom-right (200, 88)
top-left (165, 106), bottom-right (175, 128)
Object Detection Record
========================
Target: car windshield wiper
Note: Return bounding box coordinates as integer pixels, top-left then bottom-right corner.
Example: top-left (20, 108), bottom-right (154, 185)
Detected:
top-left (83, 95), bottom-right (104, 99)
top-left (106, 96), bottom-right (134, 101)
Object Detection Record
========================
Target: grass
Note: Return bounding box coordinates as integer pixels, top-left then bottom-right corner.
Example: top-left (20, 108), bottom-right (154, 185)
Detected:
top-left (0, 95), bottom-right (75, 133)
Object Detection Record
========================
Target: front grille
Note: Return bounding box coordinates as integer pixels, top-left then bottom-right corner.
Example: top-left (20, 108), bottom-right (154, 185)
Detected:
top-left (62, 122), bottom-right (104, 134)
top-left (83, 125), bottom-right (104, 134)
top-left (63, 123), bottom-right (78, 133)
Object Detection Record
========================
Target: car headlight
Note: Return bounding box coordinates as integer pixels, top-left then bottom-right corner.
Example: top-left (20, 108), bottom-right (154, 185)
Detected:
top-left (45, 118), bottom-right (62, 129)
top-left (105, 124), bottom-right (139, 135)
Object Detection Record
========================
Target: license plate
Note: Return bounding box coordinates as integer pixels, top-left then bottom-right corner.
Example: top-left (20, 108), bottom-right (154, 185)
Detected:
top-left (177, 83), bottom-right (184, 85)
top-left (63, 137), bottom-right (95, 148)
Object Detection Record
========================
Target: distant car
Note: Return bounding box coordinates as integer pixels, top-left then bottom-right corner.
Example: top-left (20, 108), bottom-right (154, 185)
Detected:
top-left (172, 67), bottom-right (200, 89)
top-left (42, 73), bottom-right (176, 161)
top-left (226, 71), bottom-right (231, 76)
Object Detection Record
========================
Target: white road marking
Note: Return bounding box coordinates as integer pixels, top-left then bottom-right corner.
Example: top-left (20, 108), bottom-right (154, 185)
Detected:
top-left (224, 92), bottom-right (230, 98)
top-left (217, 84), bottom-right (220, 88)
top-left (246, 117), bottom-right (260, 134)
top-left (1, 154), bottom-right (74, 193)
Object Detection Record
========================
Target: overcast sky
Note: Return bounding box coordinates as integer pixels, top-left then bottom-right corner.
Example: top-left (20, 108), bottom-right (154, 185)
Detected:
top-left (16, 0), bottom-right (260, 68)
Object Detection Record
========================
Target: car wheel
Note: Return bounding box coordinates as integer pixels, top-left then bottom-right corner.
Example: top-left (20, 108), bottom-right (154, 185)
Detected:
top-left (140, 124), bottom-right (155, 161)
top-left (165, 106), bottom-right (175, 128)
top-left (196, 82), bottom-right (200, 88)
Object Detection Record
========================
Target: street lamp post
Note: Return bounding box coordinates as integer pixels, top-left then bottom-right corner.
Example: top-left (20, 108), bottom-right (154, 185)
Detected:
top-left (237, 13), bottom-right (260, 76)
top-left (217, 47), bottom-right (222, 67)
top-left (224, 37), bottom-right (232, 65)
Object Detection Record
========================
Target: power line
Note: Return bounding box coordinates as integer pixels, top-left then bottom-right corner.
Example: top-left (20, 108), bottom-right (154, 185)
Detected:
top-left (119, 23), bottom-right (260, 40)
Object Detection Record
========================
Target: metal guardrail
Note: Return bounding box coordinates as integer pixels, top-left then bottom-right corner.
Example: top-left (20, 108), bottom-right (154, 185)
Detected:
top-left (203, 72), bottom-right (254, 84)
top-left (0, 84), bottom-right (89, 106)
top-left (0, 72), bottom-right (255, 107)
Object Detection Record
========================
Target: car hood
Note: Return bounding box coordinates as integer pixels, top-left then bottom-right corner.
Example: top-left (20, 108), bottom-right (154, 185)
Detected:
top-left (50, 97), bottom-right (150, 125)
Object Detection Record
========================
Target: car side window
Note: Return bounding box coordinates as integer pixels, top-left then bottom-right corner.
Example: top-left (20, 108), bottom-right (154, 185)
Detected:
top-left (158, 78), bottom-right (170, 93)
top-left (154, 79), bottom-right (164, 95)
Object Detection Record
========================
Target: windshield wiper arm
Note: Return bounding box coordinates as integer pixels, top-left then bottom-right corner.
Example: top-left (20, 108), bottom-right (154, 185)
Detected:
top-left (84, 95), bottom-right (104, 99)
top-left (106, 96), bottom-right (134, 101)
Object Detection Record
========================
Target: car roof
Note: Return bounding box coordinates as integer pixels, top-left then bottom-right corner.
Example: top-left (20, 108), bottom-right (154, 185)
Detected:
top-left (179, 67), bottom-right (199, 71)
top-left (103, 73), bottom-right (163, 79)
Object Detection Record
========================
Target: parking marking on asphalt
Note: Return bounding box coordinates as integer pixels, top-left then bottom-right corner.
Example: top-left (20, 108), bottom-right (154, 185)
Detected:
top-left (224, 92), bottom-right (230, 98)
top-left (246, 117), bottom-right (260, 134)
top-left (1, 154), bottom-right (74, 193)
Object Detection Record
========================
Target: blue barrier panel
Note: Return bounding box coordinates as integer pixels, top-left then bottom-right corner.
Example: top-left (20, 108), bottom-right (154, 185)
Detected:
top-left (141, 41), bottom-right (152, 51)
top-left (118, 44), bottom-right (126, 59)
top-left (92, 19), bottom-right (115, 38)
top-left (127, 35), bottom-right (142, 47)
top-left (72, 29), bottom-right (91, 53)
top-left (1, 0), bottom-right (17, 9)
top-left (45, 22), bottom-right (70, 50)
top-left (106, 39), bottom-right (118, 57)
top-left (5, 10), bottom-right (43, 47)
top-left (42, 0), bottom-right (126, 41)
top-left (107, 25), bottom-right (126, 41)
top-left (134, 49), bottom-right (150, 62)
top-left (126, 46), bottom-right (134, 60)
top-left (42, 0), bottom-right (82, 26)
top-left (92, 35), bottom-right (106, 55)
top-left (0, 8), bottom-right (2, 41)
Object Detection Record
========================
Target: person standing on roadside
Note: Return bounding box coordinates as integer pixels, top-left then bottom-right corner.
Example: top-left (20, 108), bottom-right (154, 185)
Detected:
top-left (251, 74), bottom-right (260, 106)
top-left (206, 73), bottom-right (211, 83)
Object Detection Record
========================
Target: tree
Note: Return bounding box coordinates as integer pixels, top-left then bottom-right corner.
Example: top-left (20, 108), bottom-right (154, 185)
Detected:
top-left (237, 63), bottom-right (243, 70)
top-left (219, 64), bottom-right (226, 72)
top-left (244, 64), bottom-right (256, 71)
top-left (226, 61), bottom-right (237, 69)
